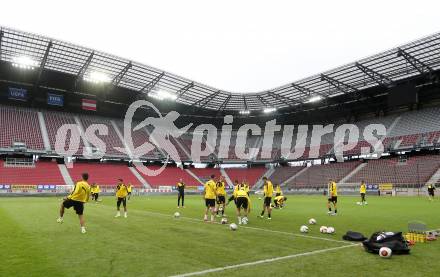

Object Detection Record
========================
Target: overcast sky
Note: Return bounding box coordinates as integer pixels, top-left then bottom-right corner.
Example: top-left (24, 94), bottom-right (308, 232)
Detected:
top-left (1, 0), bottom-right (440, 93)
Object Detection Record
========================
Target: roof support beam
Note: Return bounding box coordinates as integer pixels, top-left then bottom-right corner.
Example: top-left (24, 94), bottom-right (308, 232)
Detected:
top-left (397, 48), bottom-right (433, 75)
top-left (112, 61), bottom-right (132, 86)
top-left (140, 71), bottom-right (165, 94)
top-left (219, 94), bottom-right (232, 111)
top-left (243, 96), bottom-right (248, 110)
top-left (267, 91), bottom-right (296, 107)
top-left (256, 95), bottom-right (269, 107)
top-left (34, 40), bottom-right (52, 88)
top-left (355, 62), bottom-right (393, 87)
top-left (0, 30), bottom-right (4, 58)
top-left (291, 82), bottom-right (327, 99)
top-left (320, 74), bottom-right (358, 94)
top-left (175, 82), bottom-right (194, 100)
top-left (191, 90), bottom-right (221, 108)
top-left (74, 51), bottom-right (94, 89)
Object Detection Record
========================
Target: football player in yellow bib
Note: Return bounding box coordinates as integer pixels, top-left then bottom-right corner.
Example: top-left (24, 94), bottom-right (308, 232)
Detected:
top-left (57, 173), bottom-right (91, 234)
top-left (127, 183), bottom-right (133, 200)
top-left (215, 176), bottom-right (227, 217)
top-left (260, 177), bottom-right (274, 219)
top-left (203, 175), bottom-right (217, 222)
top-left (115, 179), bottom-right (129, 218)
top-left (235, 183), bottom-right (250, 225)
top-left (360, 180), bottom-right (367, 205)
top-left (327, 179), bottom-right (338, 216)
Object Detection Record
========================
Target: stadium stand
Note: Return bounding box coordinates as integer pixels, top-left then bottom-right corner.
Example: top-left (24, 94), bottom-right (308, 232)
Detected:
top-left (270, 166), bottom-right (306, 185)
top-left (67, 162), bottom-right (142, 187)
top-left (224, 167), bottom-right (266, 186)
top-left (0, 105), bottom-right (45, 150)
top-left (286, 161), bottom-right (361, 187)
top-left (347, 155), bottom-right (440, 186)
top-left (79, 116), bottom-right (125, 156)
top-left (43, 111), bottom-right (84, 154)
top-left (0, 160), bottom-right (65, 185)
top-left (136, 165), bottom-right (199, 187)
top-left (189, 168), bottom-right (222, 183)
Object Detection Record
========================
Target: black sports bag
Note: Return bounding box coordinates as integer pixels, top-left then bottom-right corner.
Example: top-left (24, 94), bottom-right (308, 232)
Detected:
top-left (362, 231), bottom-right (410, 254)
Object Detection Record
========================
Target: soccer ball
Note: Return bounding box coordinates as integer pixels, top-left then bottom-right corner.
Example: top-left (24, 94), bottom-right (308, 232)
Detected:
top-left (320, 226), bottom-right (328, 233)
top-left (308, 218), bottom-right (317, 225)
top-left (173, 212), bottom-right (180, 218)
top-left (356, 202), bottom-right (361, 205)
top-left (379, 247), bottom-right (392, 258)
top-left (221, 217), bottom-right (228, 224)
top-left (300, 225), bottom-right (309, 233)
top-left (241, 217), bottom-right (249, 225)
top-left (327, 227), bottom-right (335, 234)
top-left (229, 223), bottom-right (238, 231)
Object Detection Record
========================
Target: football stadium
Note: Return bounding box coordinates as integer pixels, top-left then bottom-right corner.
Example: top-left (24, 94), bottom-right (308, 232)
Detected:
top-left (1, 2), bottom-right (440, 276)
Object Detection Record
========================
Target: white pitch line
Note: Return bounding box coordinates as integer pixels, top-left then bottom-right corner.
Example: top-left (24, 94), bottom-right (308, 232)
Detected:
top-left (107, 206), bottom-right (355, 245)
top-left (169, 244), bottom-right (359, 277)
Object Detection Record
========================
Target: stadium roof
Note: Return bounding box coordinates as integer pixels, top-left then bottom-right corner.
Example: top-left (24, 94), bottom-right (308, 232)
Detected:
top-left (1, 26), bottom-right (439, 112)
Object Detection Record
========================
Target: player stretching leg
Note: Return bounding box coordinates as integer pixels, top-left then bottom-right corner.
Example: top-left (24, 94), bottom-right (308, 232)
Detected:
top-left (203, 175), bottom-right (217, 223)
top-left (115, 179), bottom-right (128, 218)
top-left (57, 173), bottom-right (91, 234)
top-left (235, 185), bottom-right (249, 225)
top-left (260, 177), bottom-right (273, 220)
top-left (327, 179), bottom-right (338, 215)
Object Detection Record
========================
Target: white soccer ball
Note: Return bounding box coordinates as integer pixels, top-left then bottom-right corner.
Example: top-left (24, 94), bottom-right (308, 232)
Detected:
top-left (327, 227), bottom-right (335, 234)
top-left (320, 226), bottom-right (328, 233)
top-left (241, 217), bottom-right (248, 225)
top-left (300, 225), bottom-right (309, 233)
top-left (229, 223), bottom-right (238, 231)
top-left (221, 217), bottom-right (228, 224)
top-left (308, 218), bottom-right (317, 225)
top-left (379, 247), bottom-right (392, 258)
top-left (356, 202), bottom-right (361, 205)
top-left (173, 212), bottom-right (180, 218)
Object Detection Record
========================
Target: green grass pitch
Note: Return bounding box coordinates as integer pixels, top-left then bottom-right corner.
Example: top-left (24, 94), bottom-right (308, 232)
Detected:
top-left (1, 195), bottom-right (439, 276)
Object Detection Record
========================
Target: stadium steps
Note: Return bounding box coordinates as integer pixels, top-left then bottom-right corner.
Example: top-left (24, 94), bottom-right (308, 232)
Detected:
top-left (185, 169), bottom-right (204, 185)
top-left (220, 168), bottom-right (234, 187)
top-left (58, 164), bottom-right (74, 186)
top-left (281, 166), bottom-right (309, 187)
top-left (111, 120), bottom-right (130, 157)
top-left (74, 116), bottom-right (91, 150)
top-left (253, 167), bottom-right (275, 190)
top-left (425, 167), bottom-right (440, 186)
top-left (128, 166), bottom-right (151, 188)
top-left (37, 111), bottom-right (51, 151)
top-left (339, 162), bottom-right (367, 183)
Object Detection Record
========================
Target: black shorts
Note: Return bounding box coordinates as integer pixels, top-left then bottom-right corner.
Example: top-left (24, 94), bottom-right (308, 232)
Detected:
top-left (205, 199), bottom-right (216, 207)
top-left (236, 197), bottom-right (248, 209)
top-left (217, 195), bottom-right (226, 204)
top-left (63, 199), bottom-right (84, 215)
top-left (128, 192), bottom-right (132, 195)
top-left (275, 193), bottom-right (281, 197)
top-left (117, 197), bottom-right (127, 207)
top-left (328, 196), bottom-right (338, 203)
top-left (428, 191), bottom-right (434, 196)
top-left (264, 197), bottom-right (272, 207)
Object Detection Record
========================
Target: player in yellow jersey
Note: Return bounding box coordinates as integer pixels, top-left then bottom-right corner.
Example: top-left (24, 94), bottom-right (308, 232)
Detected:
top-left (260, 177), bottom-right (274, 219)
top-left (273, 195), bottom-right (287, 208)
top-left (57, 173), bottom-right (91, 233)
top-left (115, 179), bottom-right (128, 218)
top-left (327, 179), bottom-right (338, 215)
top-left (203, 175), bottom-right (217, 222)
top-left (360, 180), bottom-right (367, 205)
top-left (235, 183), bottom-right (250, 225)
top-left (91, 183), bottom-right (101, 202)
top-left (177, 179), bottom-right (185, 208)
top-left (216, 176), bottom-right (227, 217)
top-left (242, 180), bottom-right (251, 213)
top-left (127, 183), bottom-right (133, 200)
top-left (275, 184), bottom-right (283, 197)
top-left (227, 180), bottom-right (240, 205)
